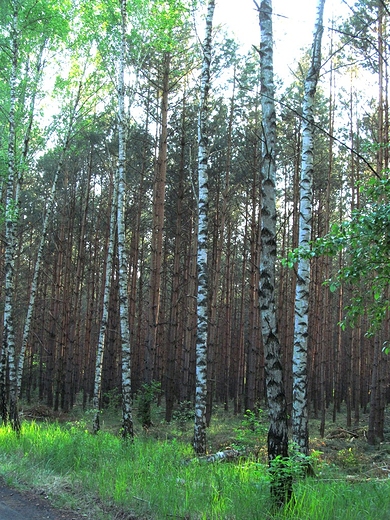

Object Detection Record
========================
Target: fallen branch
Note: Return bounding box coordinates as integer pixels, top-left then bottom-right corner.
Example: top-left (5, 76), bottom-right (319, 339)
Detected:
top-left (199, 449), bottom-right (240, 463)
top-left (327, 427), bottom-right (360, 439)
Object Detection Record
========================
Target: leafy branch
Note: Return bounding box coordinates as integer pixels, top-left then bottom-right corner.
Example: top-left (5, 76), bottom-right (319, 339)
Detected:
top-left (283, 177), bottom-right (390, 337)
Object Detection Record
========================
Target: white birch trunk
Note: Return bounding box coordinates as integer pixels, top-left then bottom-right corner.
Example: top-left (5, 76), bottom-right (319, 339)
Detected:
top-left (194, 0), bottom-right (215, 455)
top-left (2, 4), bottom-right (21, 432)
top-left (118, 0), bottom-right (133, 440)
top-left (292, 0), bottom-right (326, 455)
top-left (93, 174), bottom-right (118, 433)
top-left (257, 0), bottom-right (291, 504)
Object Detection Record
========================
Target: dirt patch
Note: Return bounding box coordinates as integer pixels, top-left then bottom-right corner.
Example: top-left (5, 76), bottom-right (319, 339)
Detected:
top-left (0, 478), bottom-right (87, 519)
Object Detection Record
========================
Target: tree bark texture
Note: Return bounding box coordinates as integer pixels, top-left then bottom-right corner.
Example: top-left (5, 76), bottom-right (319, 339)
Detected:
top-left (257, 0), bottom-right (291, 505)
top-left (194, 0), bottom-right (215, 456)
top-left (93, 173), bottom-right (117, 433)
top-left (118, 0), bottom-right (133, 440)
top-left (2, 3), bottom-right (21, 433)
top-left (146, 53), bottom-right (171, 388)
top-left (292, 0), bottom-right (326, 456)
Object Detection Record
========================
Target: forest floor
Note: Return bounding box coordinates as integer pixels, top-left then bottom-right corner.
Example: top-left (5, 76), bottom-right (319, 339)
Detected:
top-left (1, 402), bottom-right (390, 519)
top-left (308, 412), bottom-right (390, 481)
top-left (0, 477), bottom-right (86, 520)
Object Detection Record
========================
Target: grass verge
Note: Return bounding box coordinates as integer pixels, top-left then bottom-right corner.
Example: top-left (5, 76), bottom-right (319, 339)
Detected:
top-left (0, 407), bottom-right (389, 519)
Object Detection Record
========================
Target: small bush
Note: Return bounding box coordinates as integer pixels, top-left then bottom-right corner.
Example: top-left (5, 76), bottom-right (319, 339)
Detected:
top-left (136, 381), bottom-right (161, 429)
top-left (233, 408), bottom-right (267, 450)
top-left (172, 400), bottom-right (194, 430)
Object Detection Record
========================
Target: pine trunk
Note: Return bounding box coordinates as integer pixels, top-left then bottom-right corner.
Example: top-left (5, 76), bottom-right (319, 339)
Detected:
top-left (146, 53), bottom-right (170, 391)
top-left (17, 83), bottom-right (81, 394)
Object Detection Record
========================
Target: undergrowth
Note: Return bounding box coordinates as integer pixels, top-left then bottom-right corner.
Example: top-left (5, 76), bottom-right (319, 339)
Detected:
top-left (0, 403), bottom-right (389, 519)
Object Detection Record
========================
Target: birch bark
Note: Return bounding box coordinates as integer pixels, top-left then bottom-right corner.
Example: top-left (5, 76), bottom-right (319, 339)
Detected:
top-left (118, 0), bottom-right (134, 440)
top-left (256, 0), bottom-right (291, 504)
top-left (93, 173), bottom-right (118, 433)
top-left (292, 0), bottom-right (326, 455)
top-left (2, 3), bottom-right (21, 433)
top-left (193, 0), bottom-right (215, 455)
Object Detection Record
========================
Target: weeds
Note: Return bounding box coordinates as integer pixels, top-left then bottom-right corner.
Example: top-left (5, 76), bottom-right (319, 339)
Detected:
top-left (336, 447), bottom-right (360, 469)
top-left (172, 400), bottom-right (194, 430)
top-left (0, 405), bottom-right (389, 519)
top-left (136, 380), bottom-right (161, 429)
top-left (232, 408), bottom-right (267, 452)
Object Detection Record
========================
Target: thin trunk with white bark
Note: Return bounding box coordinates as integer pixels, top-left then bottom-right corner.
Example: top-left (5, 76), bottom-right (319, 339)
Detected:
top-left (118, 0), bottom-right (133, 440)
top-left (194, 0), bottom-right (215, 455)
top-left (292, 0), bottom-right (326, 456)
top-left (2, 4), bottom-right (21, 433)
top-left (93, 173), bottom-right (118, 433)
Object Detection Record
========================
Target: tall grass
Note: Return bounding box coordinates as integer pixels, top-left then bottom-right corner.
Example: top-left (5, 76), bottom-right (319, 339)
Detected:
top-left (0, 418), bottom-right (389, 519)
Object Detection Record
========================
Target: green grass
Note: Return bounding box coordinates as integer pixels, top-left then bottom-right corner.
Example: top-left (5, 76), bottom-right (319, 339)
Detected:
top-left (0, 406), bottom-right (389, 519)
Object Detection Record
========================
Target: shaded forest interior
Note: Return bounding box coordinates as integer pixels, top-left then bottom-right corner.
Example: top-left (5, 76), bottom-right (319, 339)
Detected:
top-left (1, 0), bottom-right (390, 443)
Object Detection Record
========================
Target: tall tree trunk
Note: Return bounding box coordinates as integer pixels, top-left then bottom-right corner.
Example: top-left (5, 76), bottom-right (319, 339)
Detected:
top-left (292, 0), bottom-right (326, 456)
top-left (207, 77), bottom-right (234, 421)
top-left (319, 48), bottom-right (335, 437)
top-left (145, 53), bottom-right (171, 393)
top-left (2, 4), bottom-right (21, 432)
top-left (193, 0), bottom-right (215, 455)
top-left (256, 0), bottom-right (291, 505)
top-left (181, 216), bottom-right (197, 404)
top-left (118, 0), bottom-right (133, 440)
top-left (165, 91), bottom-right (186, 422)
top-left (93, 172), bottom-right (117, 433)
top-left (246, 171), bottom-right (261, 411)
top-left (17, 82), bottom-right (82, 394)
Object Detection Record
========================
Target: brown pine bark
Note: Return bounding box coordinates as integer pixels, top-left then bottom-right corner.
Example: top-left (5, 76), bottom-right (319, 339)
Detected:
top-left (145, 53), bottom-right (171, 393)
top-left (165, 92), bottom-right (187, 422)
top-left (245, 149), bottom-right (261, 412)
top-left (180, 215), bottom-right (197, 404)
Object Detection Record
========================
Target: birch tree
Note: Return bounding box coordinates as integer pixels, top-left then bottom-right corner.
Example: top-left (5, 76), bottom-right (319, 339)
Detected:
top-left (256, 0), bottom-right (292, 505)
top-left (92, 170), bottom-right (118, 433)
top-left (2, 0), bottom-right (20, 432)
top-left (292, 0), bottom-right (326, 455)
top-left (193, 0), bottom-right (215, 455)
top-left (1, 0), bottom-right (69, 431)
top-left (118, 0), bottom-right (134, 440)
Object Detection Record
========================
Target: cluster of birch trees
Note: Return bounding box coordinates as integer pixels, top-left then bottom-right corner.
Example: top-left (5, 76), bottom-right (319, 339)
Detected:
top-left (1, 0), bottom-right (389, 468)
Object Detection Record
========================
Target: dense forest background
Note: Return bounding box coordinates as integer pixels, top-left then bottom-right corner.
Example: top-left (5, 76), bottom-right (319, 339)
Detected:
top-left (1, 0), bottom-right (389, 443)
